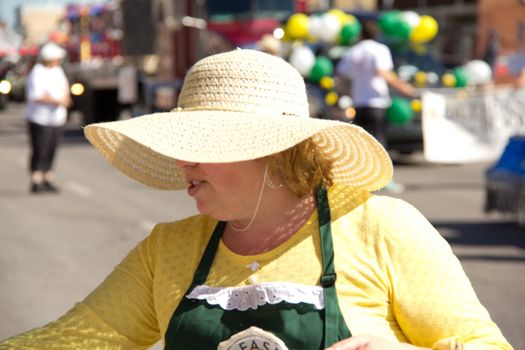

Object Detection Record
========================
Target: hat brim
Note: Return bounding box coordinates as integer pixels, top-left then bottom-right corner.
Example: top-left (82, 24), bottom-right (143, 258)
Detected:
top-left (84, 110), bottom-right (393, 191)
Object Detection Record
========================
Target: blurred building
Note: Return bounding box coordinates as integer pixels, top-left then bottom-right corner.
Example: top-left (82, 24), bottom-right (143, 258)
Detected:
top-left (17, 5), bottom-right (65, 45)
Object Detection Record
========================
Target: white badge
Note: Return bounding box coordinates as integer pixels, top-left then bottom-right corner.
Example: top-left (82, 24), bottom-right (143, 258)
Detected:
top-left (217, 326), bottom-right (289, 350)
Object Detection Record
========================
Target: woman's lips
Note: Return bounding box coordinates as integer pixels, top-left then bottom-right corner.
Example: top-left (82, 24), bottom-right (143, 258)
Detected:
top-left (187, 180), bottom-right (203, 196)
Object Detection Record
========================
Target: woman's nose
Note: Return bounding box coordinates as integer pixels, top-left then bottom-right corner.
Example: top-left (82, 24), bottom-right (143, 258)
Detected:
top-left (175, 159), bottom-right (199, 168)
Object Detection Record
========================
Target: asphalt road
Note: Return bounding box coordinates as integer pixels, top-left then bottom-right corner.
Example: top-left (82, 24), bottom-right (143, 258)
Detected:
top-left (0, 102), bottom-right (523, 349)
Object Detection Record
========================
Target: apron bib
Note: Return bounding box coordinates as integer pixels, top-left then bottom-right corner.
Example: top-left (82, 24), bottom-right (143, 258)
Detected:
top-left (164, 187), bottom-right (351, 349)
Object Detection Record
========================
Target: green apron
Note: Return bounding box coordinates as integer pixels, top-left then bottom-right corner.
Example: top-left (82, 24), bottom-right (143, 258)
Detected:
top-left (164, 187), bottom-right (351, 349)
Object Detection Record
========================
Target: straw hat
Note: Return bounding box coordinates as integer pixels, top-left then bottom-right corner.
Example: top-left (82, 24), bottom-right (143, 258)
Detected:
top-left (84, 49), bottom-right (393, 191)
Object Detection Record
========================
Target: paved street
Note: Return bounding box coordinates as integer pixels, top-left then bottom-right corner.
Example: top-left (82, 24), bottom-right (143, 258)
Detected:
top-left (0, 102), bottom-right (524, 349)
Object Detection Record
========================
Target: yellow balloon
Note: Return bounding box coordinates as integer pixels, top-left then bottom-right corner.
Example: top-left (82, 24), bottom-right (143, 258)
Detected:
top-left (410, 15), bottom-right (438, 43)
top-left (442, 73), bottom-right (456, 87)
top-left (320, 76), bottom-right (335, 89)
top-left (411, 99), bottom-right (422, 113)
top-left (414, 71), bottom-right (427, 86)
top-left (285, 13), bottom-right (310, 40)
top-left (325, 91), bottom-right (339, 106)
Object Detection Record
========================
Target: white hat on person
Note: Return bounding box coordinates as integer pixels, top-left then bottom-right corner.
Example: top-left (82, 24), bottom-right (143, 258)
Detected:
top-left (84, 49), bottom-right (393, 191)
top-left (40, 42), bottom-right (66, 61)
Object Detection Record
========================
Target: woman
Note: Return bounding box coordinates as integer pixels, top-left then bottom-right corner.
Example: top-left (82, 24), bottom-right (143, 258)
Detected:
top-left (25, 42), bottom-right (71, 193)
top-left (0, 49), bottom-right (513, 349)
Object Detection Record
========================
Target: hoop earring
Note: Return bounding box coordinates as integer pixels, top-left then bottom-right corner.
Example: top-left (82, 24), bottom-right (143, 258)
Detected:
top-left (264, 164), bottom-right (283, 189)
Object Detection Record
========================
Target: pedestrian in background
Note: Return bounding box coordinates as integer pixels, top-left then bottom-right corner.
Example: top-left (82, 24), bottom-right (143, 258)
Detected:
top-left (25, 42), bottom-right (70, 193)
top-left (336, 20), bottom-right (415, 193)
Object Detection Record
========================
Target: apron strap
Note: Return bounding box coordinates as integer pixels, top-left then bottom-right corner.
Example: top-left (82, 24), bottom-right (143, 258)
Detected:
top-left (190, 221), bottom-right (225, 287)
top-left (316, 186), bottom-right (351, 347)
top-left (165, 188), bottom-right (351, 349)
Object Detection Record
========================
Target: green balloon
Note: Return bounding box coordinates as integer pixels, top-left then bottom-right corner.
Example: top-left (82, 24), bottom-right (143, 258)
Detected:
top-left (387, 97), bottom-right (414, 125)
top-left (379, 11), bottom-right (411, 41)
top-left (453, 67), bottom-right (468, 87)
top-left (339, 21), bottom-right (362, 45)
top-left (309, 56), bottom-right (333, 83)
top-left (378, 11), bottom-right (400, 36)
top-left (391, 20), bottom-right (411, 40)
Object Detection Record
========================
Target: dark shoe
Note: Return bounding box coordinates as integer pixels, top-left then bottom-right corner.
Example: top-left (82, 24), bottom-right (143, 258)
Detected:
top-left (43, 181), bottom-right (60, 193)
top-left (30, 182), bottom-right (46, 194)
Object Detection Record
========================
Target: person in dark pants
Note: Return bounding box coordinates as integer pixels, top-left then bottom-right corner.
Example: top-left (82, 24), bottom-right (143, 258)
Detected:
top-left (336, 20), bottom-right (415, 192)
top-left (25, 42), bottom-right (70, 193)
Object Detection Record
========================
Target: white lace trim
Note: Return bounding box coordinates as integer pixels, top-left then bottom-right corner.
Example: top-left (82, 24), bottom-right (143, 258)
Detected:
top-left (186, 282), bottom-right (325, 311)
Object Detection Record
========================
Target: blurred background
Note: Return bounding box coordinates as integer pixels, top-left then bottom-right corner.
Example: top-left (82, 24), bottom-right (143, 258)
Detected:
top-left (0, 0), bottom-right (524, 349)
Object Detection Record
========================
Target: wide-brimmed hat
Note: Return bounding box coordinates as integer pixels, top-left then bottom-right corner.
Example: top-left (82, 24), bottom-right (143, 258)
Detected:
top-left (84, 49), bottom-right (393, 191)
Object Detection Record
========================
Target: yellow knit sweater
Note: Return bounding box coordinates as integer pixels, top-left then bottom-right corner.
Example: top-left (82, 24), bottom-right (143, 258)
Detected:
top-left (0, 185), bottom-right (513, 350)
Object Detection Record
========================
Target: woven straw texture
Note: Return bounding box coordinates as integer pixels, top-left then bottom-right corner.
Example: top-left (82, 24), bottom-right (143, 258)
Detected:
top-left (84, 49), bottom-right (393, 191)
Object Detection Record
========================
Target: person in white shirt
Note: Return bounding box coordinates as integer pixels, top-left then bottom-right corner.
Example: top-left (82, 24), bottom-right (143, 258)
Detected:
top-left (336, 20), bottom-right (415, 192)
top-left (336, 20), bottom-right (415, 147)
top-left (25, 42), bottom-right (71, 193)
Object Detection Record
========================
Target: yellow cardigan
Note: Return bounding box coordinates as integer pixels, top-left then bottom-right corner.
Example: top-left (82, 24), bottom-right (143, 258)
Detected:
top-left (0, 185), bottom-right (513, 350)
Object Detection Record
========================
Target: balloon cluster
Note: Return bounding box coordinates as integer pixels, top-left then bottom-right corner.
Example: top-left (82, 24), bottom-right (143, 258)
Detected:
top-left (397, 59), bottom-right (493, 89)
top-left (442, 60), bottom-right (493, 87)
top-left (379, 11), bottom-right (438, 44)
top-left (284, 9), bottom-right (363, 109)
top-left (282, 9), bottom-right (455, 125)
top-left (284, 9), bottom-right (362, 45)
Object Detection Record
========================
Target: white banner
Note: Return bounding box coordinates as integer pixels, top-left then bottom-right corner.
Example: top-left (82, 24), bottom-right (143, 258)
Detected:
top-left (422, 87), bottom-right (525, 163)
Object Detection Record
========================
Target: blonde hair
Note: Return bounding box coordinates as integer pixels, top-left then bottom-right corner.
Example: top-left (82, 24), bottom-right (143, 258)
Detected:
top-left (268, 138), bottom-right (334, 197)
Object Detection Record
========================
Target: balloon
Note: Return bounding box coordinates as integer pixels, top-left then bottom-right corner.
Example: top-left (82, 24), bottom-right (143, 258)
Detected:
top-left (320, 76), bottom-right (335, 89)
top-left (308, 15), bottom-right (323, 41)
top-left (325, 91), bottom-right (339, 106)
top-left (442, 73), bottom-right (456, 87)
top-left (339, 19), bottom-right (362, 45)
top-left (464, 59), bottom-right (492, 85)
top-left (397, 64), bottom-right (418, 82)
top-left (289, 46), bottom-right (316, 77)
top-left (387, 97), bottom-right (414, 125)
top-left (378, 11), bottom-right (400, 35)
top-left (392, 20), bottom-right (412, 40)
top-left (400, 11), bottom-right (420, 29)
top-left (338, 95), bottom-right (353, 109)
top-left (411, 99), bottom-right (422, 113)
top-left (453, 67), bottom-right (468, 87)
top-left (327, 8), bottom-right (350, 26)
top-left (317, 13), bottom-right (341, 43)
top-left (410, 15), bottom-right (438, 43)
top-left (285, 13), bottom-right (310, 40)
top-left (309, 55), bottom-right (333, 82)
top-left (426, 71), bottom-right (439, 85)
top-left (414, 71), bottom-right (427, 86)
top-left (379, 11), bottom-right (411, 40)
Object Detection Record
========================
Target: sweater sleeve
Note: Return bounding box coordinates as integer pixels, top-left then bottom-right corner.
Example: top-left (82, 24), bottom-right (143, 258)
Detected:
top-left (374, 197), bottom-right (513, 350)
top-left (0, 225), bottom-right (162, 350)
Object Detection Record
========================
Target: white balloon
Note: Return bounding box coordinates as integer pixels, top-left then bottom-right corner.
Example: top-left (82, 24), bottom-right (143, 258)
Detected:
top-left (308, 16), bottom-right (323, 40)
top-left (401, 11), bottom-right (420, 29)
top-left (464, 59), bottom-right (493, 85)
top-left (426, 71), bottom-right (439, 85)
top-left (289, 46), bottom-right (316, 77)
top-left (397, 64), bottom-right (418, 82)
top-left (318, 13), bottom-right (341, 44)
top-left (338, 95), bottom-right (353, 109)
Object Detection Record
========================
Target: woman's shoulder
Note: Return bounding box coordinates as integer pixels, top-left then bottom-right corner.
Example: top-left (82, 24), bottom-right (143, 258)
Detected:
top-left (328, 184), bottom-right (417, 220)
top-left (329, 184), bottom-right (432, 236)
top-left (153, 214), bottom-right (218, 240)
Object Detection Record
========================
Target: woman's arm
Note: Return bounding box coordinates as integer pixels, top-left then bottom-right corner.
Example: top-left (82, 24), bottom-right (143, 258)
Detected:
top-left (382, 198), bottom-right (513, 350)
